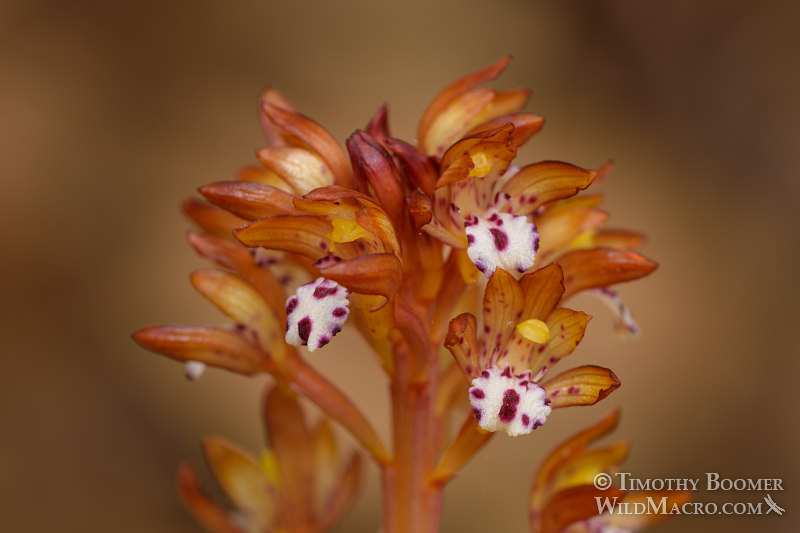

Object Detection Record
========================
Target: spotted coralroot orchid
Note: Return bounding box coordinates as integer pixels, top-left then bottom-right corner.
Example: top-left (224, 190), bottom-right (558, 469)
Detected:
top-left (133, 56), bottom-right (659, 533)
top-left (179, 386), bottom-right (362, 533)
top-left (529, 410), bottom-right (689, 533)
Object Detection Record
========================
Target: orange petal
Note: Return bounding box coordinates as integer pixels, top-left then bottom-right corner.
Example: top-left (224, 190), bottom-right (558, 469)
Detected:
top-left (528, 308), bottom-right (592, 375)
top-left (428, 412), bottom-right (494, 486)
top-left (202, 436), bottom-right (275, 528)
top-left (444, 313), bottom-right (481, 379)
top-left (542, 365), bottom-right (620, 408)
top-left (318, 452), bottom-right (364, 531)
top-left (465, 113), bottom-right (544, 148)
top-left (319, 253), bottom-right (402, 303)
top-left (199, 181), bottom-right (299, 220)
top-left (190, 270), bottom-right (284, 356)
top-left (256, 145), bottom-right (334, 195)
top-left (177, 464), bottom-right (245, 533)
top-left (481, 268), bottom-right (524, 366)
top-left (263, 386), bottom-right (315, 529)
top-left (261, 101), bottom-right (352, 188)
top-left (132, 325), bottom-right (264, 375)
top-left (500, 161), bottom-right (598, 215)
top-left (520, 263), bottom-right (566, 320)
top-left (346, 130), bottom-right (405, 225)
top-left (182, 198), bottom-right (248, 239)
top-left (558, 248), bottom-right (658, 300)
top-left (418, 55), bottom-right (511, 155)
top-left (437, 122), bottom-right (515, 188)
top-left (234, 215), bottom-right (332, 259)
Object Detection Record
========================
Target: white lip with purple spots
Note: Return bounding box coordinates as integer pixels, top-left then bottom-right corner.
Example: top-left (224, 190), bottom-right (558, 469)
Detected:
top-left (285, 277), bottom-right (350, 352)
top-left (469, 365), bottom-right (551, 437)
top-left (464, 209), bottom-right (539, 278)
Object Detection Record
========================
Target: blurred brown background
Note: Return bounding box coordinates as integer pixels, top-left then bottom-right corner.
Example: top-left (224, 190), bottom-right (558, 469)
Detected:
top-left (2, 0), bottom-right (798, 532)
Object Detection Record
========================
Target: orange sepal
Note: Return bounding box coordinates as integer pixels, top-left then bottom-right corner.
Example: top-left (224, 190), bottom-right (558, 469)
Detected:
top-left (318, 452), bottom-right (364, 531)
top-left (465, 113), bottom-right (544, 148)
top-left (385, 138), bottom-right (439, 196)
top-left (437, 122), bottom-right (515, 188)
top-left (604, 490), bottom-right (692, 530)
top-left (558, 248), bottom-right (658, 300)
top-left (365, 104), bottom-right (391, 142)
top-left (258, 87), bottom-right (297, 145)
top-left (190, 270), bottom-right (284, 356)
top-left (256, 145), bottom-right (334, 195)
top-left (182, 198), bottom-right (248, 239)
top-left (538, 484), bottom-right (624, 533)
top-left (177, 464), bottom-right (245, 533)
top-left (444, 313), bottom-right (481, 379)
top-left (529, 308), bottom-right (592, 375)
top-left (500, 161), bottom-right (598, 215)
top-left (261, 101), bottom-right (352, 188)
top-left (592, 228), bottom-right (646, 250)
top-left (132, 325), bottom-right (265, 375)
top-left (418, 55), bottom-right (511, 155)
top-left (202, 436), bottom-right (276, 527)
top-left (346, 130), bottom-right (405, 225)
top-left (319, 253), bottom-right (402, 303)
top-left (234, 215), bottom-right (332, 260)
top-left (237, 165), bottom-right (292, 192)
top-left (481, 268), bottom-right (524, 365)
top-left (536, 208), bottom-right (609, 261)
top-left (532, 409), bottom-right (621, 497)
top-left (199, 181), bottom-right (299, 221)
top-left (263, 386), bottom-right (315, 529)
top-left (186, 232), bottom-right (287, 319)
top-left (543, 365), bottom-right (620, 408)
top-left (520, 263), bottom-right (566, 320)
top-left (429, 412), bottom-right (494, 486)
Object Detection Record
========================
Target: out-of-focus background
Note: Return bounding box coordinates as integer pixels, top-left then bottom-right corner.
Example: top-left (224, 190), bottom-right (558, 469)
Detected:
top-left (2, 0), bottom-right (798, 531)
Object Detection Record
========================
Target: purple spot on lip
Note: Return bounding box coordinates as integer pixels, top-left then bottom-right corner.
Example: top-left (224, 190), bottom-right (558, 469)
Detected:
top-left (286, 297), bottom-right (298, 315)
top-left (491, 228), bottom-right (508, 251)
top-left (473, 407), bottom-right (482, 421)
top-left (332, 307), bottom-right (348, 317)
top-left (522, 414), bottom-right (530, 426)
top-left (471, 388), bottom-right (485, 399)
top-left (501, 366), bottom-right (512, 378)
top-left (314, 286), bottom-right (338, 298)
top-left (498, 389), bottom-right (520, 422)
top-left (318, 336), bottom-right (330, 348)
top-left (481, 370), bottom-right (490, 378)
top-left (297, 317), bottom-right (312, 343)
top-left (467, 234), bottom-right (475, 244)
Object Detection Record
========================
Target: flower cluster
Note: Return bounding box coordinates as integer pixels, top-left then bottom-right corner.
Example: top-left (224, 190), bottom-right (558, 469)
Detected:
top-left (134, 56), bottom-right (665, 533)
